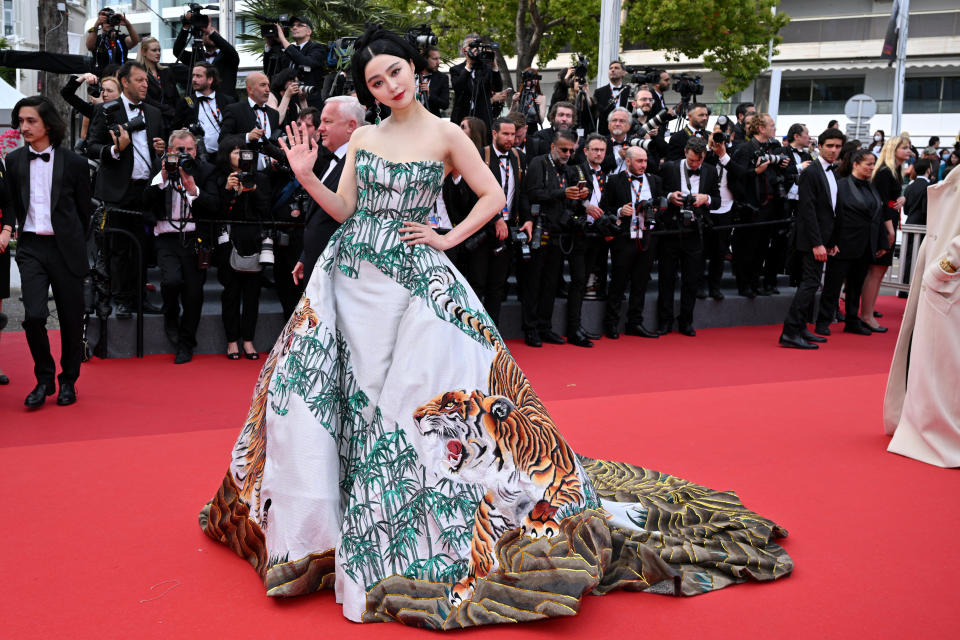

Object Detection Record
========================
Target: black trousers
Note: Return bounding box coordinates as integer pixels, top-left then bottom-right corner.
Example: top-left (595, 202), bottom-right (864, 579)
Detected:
top-left (517, 233), bottom-right (586, 334)
top-left (783, 250), bottom-right (824, 335)
top-left (16, 234), bottom-right (85, 387)
top-left (584, 235), bottom-right (609, 295)
top-left (464, 235), bottom-right (511, 325)
top-left (273, 226), bottom-right (305, 319)
top-left (218, 254), bottom-right (262, 343)
top-left (816, 250), bottom-right (870, 327)
top-left (105, 182), bottom-right (150, 308)
top-left (605, 236), bottom-right (655, 329)
top-left (657, 231), bottom-right (702, 328)
top-left (702, 210), bottom-right (733, 292)
top-left (762, 199), bottom-right (793, 289)
top-left (732, 203), bottom-right (776, 292)
top-left (156, 233), bottom-right (205, 349)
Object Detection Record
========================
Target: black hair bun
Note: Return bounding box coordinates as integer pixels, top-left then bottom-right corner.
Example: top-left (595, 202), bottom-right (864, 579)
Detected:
top-left (350, 23), bottom-right (427, 109)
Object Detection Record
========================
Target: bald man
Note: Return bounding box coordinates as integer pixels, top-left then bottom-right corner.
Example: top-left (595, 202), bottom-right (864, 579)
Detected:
top-left (219, 72), bottom-right (280, 168)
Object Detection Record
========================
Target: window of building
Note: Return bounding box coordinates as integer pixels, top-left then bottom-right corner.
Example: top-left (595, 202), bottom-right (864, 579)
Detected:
top-left (3, 0), bottom-right (13, 37)
top-left (905, 76), bottom-right (960, 113)
top-left (780, 77), bottom-right (865, 115)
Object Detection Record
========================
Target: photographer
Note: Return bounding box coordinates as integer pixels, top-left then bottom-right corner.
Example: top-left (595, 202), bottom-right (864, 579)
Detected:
top-left (266, 17), bottom-right (327, 108)
top-left (658, 138), bottom-right (721, 336)
top-left (603, 108), bottom-right (632, 174)
top-left (628, 88), bottom-right (669, 172)
top-left (507, 112), bottom-right (530, 156)
top-left (269, 68), bottom-right (309, 127)
top-left (666, 103), bottom-right (709, 162)
top-left (522, 130), bottom-right (591, 347)
top-left (730, 113), bottom-right (791, 297)
top-left (549, 63), bottom-right (595, 136)
top-left (527, 101), bottom-right (575, 160)
top-left (731, 102), bottom-right (756, 149)
top-left (579, 133), bottom-right (611, 304)
top-left (220, 73), bottom-right (280, 172)
top-left (215, 135), bottom-right (273, 361)
top-left (419, 47), bottom-right (450, 117)
top-left (143, 130), bottom-right (218, 364)
top-left (86, 8), bottom-right (139, 72)
top-left (450, 34), bottom-right (503, 134)
top-left (599, 146), bottom-right (665, 339)
top-left (86, 61), bottom-right (168, 319)
top-left (511, 68), bottom-right (546, 133)
top-left (60, 73), bottom-right (121, 142)
top-left (649, 70), bottom-right (672, 115)
top-left (594, 60), bottom-right (632, 136)
top-left (781, 123), bottom-right (813, 283)
top-left (173, 12), bottom-right (240, 99)
top-left (699, 125), bottom-right (746, 300)
top-left (173, 63), bottom-right (236, 162)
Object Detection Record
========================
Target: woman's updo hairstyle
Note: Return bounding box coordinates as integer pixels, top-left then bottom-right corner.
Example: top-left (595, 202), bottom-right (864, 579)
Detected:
top-left (351, 24), bottom-right (426, 108)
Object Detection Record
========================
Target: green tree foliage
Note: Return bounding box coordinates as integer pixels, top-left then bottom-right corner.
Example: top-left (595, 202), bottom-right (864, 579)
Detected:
top-left (0, 38), bottom-right (16, 86)
top-left (621, 0), bottom-right (790, 98)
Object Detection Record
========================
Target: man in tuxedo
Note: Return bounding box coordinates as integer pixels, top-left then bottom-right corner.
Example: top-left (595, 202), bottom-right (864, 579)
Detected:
top-left (780, 128), bottom-right (845, 349)
top-left (86, 61), bottom-right (167, 319)
top-left (700, 128), bottom-right (746, 300)
top-left (173, 20), bottom-right (239, 99)
top-left (599, 146), bottom-right (664, 339)
top-left (527, 101), bottom-right (575, 160)
top-left (780, 123), bottom-right (813, 285)
top-left (5, 97), bottom-right (92, 407)
top-left (666, 103), bottom-right (709, 162)
top-left (264, 17), bottom-right (327, 107)
top-left (603, 108), bottom-right (631, 174)
top-left (449, 35), bottom-right (504, 134)
top-left (507, 112), bottom-right (530, 157)
top-left (731, 102), bottom-right (756, 150)
top-left (649, 70), bottom-right (672, 116)
top-left (292, 97), bottom-right (365, 286)
top-left (904, 158), bottom-right (931, 225)
top-left (419, 47), bottom-right (450, 117)
top-left (594, 60), bottom-right (632, 136)
top-left (173, 63), bottom-right (236, 161)
top-left (523, 130), bottom-right (591, 347)
top-left (220, 73), bottom-right (280, 171)
top-left (658, 138), bottom-right (721, 336)
top-left (628, 88), bottom-right (669, 173)
top-left (580, 134), bottom-right (611, 302)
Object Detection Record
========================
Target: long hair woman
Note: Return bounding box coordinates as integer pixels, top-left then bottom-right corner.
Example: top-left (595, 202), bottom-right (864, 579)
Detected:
top-left (136, 36), bottom-right (180, 129)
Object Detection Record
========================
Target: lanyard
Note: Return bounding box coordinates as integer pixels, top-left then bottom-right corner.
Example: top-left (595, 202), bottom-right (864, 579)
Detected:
top-left (593, 169), bottom-right (605, 195)
top-left (498, 154), bottom-right (511, 193)
top-left (547, 155), bottom-right (566, 190)
top-left (629, 175), bottom-right (644, 205)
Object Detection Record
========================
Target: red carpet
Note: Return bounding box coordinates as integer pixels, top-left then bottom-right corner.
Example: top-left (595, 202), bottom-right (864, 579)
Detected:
top-left (2, 295), bottom-right (957, 639)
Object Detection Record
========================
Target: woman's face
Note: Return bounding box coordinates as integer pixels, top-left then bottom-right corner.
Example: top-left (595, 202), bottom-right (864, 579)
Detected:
top-left (229, 147), bottom-right (241, 170)
top-left (101, 80), bottom-right (120, 101)
top-left (146, 43), bottom-right (161, 64)
top-left (895, 142), bottom-right (911, 164)
top-left (364, 54), bottom-right (416, 110)
top-left (853, 154), bottom-right (876, 179)
top-left (951, 153), bottom-right (960, 166)
top-left (460, 119), bottom-right (471, 135)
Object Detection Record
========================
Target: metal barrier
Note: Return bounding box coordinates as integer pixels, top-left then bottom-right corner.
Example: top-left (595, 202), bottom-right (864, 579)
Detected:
top-left (883, 224), bottom-right (927, 291)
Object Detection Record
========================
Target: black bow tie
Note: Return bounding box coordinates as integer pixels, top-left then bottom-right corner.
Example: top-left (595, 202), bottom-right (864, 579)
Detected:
top-left (29, 151), bottom-right (50, 162)
top-left (128, 102), bottom-right (142, 111)
top-left (196, 95), bottom-right (212, 102)
top-left (825, 164), bottom-right (835, 172)
top-left (630, 174), bottom-right (643, 184)
top-left (253, 104), bottom-right (267, 111)
top-left (687, 168), bottom-right (701, 176)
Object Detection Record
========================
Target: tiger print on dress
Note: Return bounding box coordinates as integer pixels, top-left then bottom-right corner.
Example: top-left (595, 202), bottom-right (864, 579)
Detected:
top-left (231, 297), bottom-right (319, 525)
top-left (412, 271), bottom-right (585, 605)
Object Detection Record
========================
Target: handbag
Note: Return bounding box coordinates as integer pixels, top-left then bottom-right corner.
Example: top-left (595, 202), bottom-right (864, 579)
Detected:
top-left (229, 246), bottom-right (262, 273)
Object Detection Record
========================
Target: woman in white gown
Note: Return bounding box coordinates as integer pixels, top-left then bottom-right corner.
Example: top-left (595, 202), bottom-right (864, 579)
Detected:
top-left (199, 25), bottom-right (793, 629)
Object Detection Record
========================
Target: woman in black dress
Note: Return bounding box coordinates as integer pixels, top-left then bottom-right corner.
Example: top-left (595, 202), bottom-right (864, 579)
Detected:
top-left (816, 150), bottom-right (887, 335)
top-left (863, 135), bottom-right (911, 331)
top-left (214, 135), bottom-right (272, 360)
top-left (137, 37), bottom-right (182, 131)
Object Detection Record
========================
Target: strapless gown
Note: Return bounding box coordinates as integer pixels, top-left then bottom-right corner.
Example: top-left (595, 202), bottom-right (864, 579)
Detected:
top-left (200, 149), bottom-right (792, 629)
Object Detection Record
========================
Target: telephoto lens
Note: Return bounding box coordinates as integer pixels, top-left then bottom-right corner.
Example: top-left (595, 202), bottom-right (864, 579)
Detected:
top-left (259, 236), bottom-right (275, 265)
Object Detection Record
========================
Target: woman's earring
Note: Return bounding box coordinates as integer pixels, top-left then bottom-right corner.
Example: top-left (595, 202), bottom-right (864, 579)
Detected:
top-left (375, 101), bottom-right (382, 125)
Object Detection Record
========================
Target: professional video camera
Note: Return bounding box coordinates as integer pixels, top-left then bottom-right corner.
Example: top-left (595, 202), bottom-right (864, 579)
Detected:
top-left (466, 39), bottom-right (499, 65)
top-left (573, 55), bottom-right (589, 83)
top-left (255, 13), bottom-right (291, 40)
top-left (405, 24), bottom-right (437, 53)
top-left (630, 67), bottom-right (664, 86)
top-left (672, 73), bottom-right (703, 102)
top-left (100, 8), bottom-right (124, 29)
top-left (102, 100), bottom-right (146, 139)
top-left (634, 109), bottom-right (673, 139)
top-left (182, 4), bottom-right (218, 33)
top-left (237, 149), bottom-right (258, 189)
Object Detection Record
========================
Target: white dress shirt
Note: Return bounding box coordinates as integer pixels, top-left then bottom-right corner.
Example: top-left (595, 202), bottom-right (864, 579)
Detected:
top-left (618, 172), bottom-right (651, 215)
top-left (320, 142), bottom-right (348, 184)
top-left (680, 160), bottom-right (701, 195)
top-left (111, 94), bottom-right (152, 180)
top-left (715, 153), bottom-right (734, 214)
top-left (587, 164), bottom-right (604, 209)
top-left (786, 146), bottom-right (805, 201)
top-left (820, 155), bottom-right (838, 211)
top-left (609, 137), bottom-right (627, 174)
top-left (23, 145), bottom-right (55, 235)
top-left (246, 98), bottom-right (272, 170)
top-left (151, 170), bottom-right (199, 235)
top-left (492, 146), bottom-right (515, 215)
top-left (195, 91), bottom-right (221, 154)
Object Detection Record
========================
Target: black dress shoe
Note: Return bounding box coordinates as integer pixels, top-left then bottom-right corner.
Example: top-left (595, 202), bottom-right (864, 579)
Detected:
top-left (801, 328), bottom-right (827, 343)
top-left (739, 288), bottom-right (756, 299)
top-left (540, 330), bottom-right (565, 345)
top-left (624, 323), bottom-right (659, 338)
top-left (843, 321), bottom-right (872, 336)
top-left (56, 382), bottom-right (77, 406)
top-left (580, 328), bottom-right (602, 341)
top-left (115, 304), bottom-right (133, 319)
top-left (656, 324), bottom-right (673, 336)
top-left (25, 383), bottom-right (55, 408)
top-left (709, 289), bottom-right (725, 301)
top-left (678, 324), bottom-right (697, 337)
top-left (567, 331), bottom-right (594, 348)
top-left (174, 346), bottom-right (194, 364)
top-left (779, 333), bottom-right (818, 349)
top-left (814, 324), bottom-right (832, 337)
top-left (604, 327), bottom-right (620, 340)
top-left (862, 323), bottom-right (888, 334)
top-left (0, 373), bottom-right (8, 385)
top-left (142, 301), bottom-right (164, 315)
top-left (524, 330), bottom-right (542, 348)
top-left (873, 311), bottom-right (883, 318)
top-left (696, 287), bottom-right (708, 300)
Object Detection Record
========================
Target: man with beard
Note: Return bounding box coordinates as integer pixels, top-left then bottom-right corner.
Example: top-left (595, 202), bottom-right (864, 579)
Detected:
top-left (594, 60), bottom-right (632, 136)
top-left (628, 88), bottom-right (669, 173)
top-left (666, 103), bottom-right (710, 162)
top-left (603, 108), bottom-right (632, 174)
top-left (527, 101), bottom-right (575, 159)
top-left (172, 62), bottom-right (236, 161)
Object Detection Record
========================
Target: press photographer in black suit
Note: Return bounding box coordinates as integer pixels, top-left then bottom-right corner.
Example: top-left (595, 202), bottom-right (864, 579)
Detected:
top-left (780, 123), bottom-right (813, 284)
top-left (5, 97), bottom-right (92, 408)
top-left (580, 134), bottom-right (611, 303)
top-left (658, 138), bottom-right (721, 336)
top-left (527, 101), bottom-right (575, 160)
top-left (603, 108), bottom-right (632, 174)
top-left (220, 73), bottom-right (280, 172)
top-left (449, 35), bottom-right (504, 134)
top-left (142, 130), bottom-right (218, 364)
top-left (699, 126), bottom-right (746, 299)
top-left (649, 70), bottom-right (672, 116)
top-left (779, 128), bottom-right (845, 349)
top-left (173, 18), bottom-right (240, 99)
top-left (419, 47), bottom-right (450, 117)
top-left (594, 60), bottom-right (632, 136)
top-left (628, 88), bottom-right (669, 172)
top-left (523, 130), bottom-right (591, 347)
top-left (173, 63), bottom-right (236, 162)
top-left (86, 61), bottom-right (168, 319)
top-left (85, 8), bottom-right (139, 70)
top-left (666, 103), bottom-right (709, 162)
top-left (599, 146), bottom-right (664, 339)
top-left (731, 102), bottom-right (756, 149)
top-left (263, 17), bottom-right (327, 107)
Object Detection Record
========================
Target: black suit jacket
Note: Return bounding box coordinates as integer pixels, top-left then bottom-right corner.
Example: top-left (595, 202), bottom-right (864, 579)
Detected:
top-left (449, 62), bottom-right (503, 131)
top-left (4, 147), bottom-right (92, 276)
top-left (483, 145), bottom-right (528, 224)
top-left (524, 155), bottom-right (585, 229)
top-left (219, 101), bottom-right (281, 143)
top-left (86, 100), bottom-right (165, 203)
top-left (593, 84), bottom-right (632, 136)
top-left (422, 71), bottom-right (450, 117)
top-left (904, 177), bottom-right (929, 225)
top-left (599, 171), bottom-right (663, 238)
top-left (795, 160), bottom-right (836, 252)
top-left (831, 176), bottom-right (883, 258)
top-left (299, 153), bottom-right (345, 270)
top-left (660, 160), bottom-right (721, 220)
top-left (666, 126), bottom-right (709, 162)
top-left (141, 159), bottom-right (219, 226)
top-left (173, 30), bottom-right (240, 99)
top-left (173, 91), bottom-right (236, 132)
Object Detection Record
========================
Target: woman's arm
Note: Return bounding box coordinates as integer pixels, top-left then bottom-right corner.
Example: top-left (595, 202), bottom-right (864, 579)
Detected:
top-left (279, 121), bottom-right (359, 223)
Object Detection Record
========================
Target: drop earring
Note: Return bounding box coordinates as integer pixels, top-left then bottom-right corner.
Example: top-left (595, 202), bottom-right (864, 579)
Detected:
top-left (375, 101), bottom-right (382, 125)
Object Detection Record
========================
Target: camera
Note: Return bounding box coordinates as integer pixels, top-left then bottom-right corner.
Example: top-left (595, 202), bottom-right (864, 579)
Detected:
top-left (100, 8), bottom-right (124, 29)
top-left (88, 83), bottom-right (102, 98)
top-left (467, 39), bottom-right (499, 64)
top-left (573, 55), bottom-right (589, 83)
top-left (102, 99), bottom-right (146, 139)
top-left (405, 24), bottom-right (437, 53)
top-left (288, 191), bottom-right (310, 219)
top-left (182, 3), bottom-right (217, 33)
top-left (259, 235), bottom-right (275, 265)
top-left (712, 131), bottom-right (728, 145)
top-left (672, 73), bottom-right (704, 101)
top-left (753, 150), bottom-right (789, 168)
top-left (164, 147), bottom-right (198, 183)
top-left (630, 67), bottom-right (664, 86)
top-left (256, 13), bottom-right (290, 39)
top-left (635, 109), bottom-right (672, 139)
top-left (679, 194), bottom-right (698, 226)
top-left (237, 149), bottom-right (258, 189)
top-left (521, 69), bottom-right (542, 83)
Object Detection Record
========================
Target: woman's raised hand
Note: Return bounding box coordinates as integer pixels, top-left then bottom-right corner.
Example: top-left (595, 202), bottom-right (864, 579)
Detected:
top-left (278, 121), bottom-right (319, 179)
